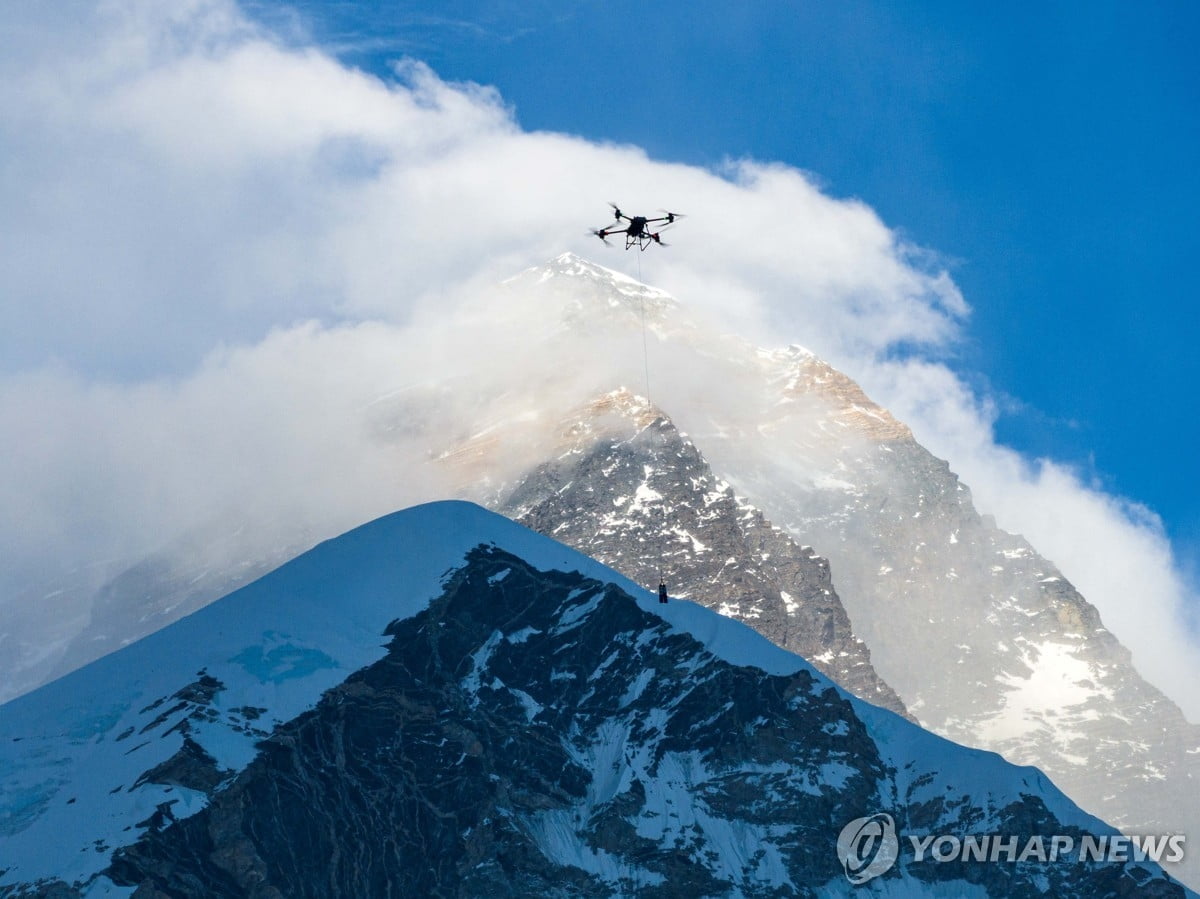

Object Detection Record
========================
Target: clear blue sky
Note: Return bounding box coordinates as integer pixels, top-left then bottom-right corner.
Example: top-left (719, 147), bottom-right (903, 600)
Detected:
top-left (253, 0), bottom-right (1200, 570)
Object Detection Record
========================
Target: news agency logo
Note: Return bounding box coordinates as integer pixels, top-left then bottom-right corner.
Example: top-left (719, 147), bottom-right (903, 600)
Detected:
top-left (835, 812), bottom-right (1187, 886)
top-left (837, 814), bottom-right (899, 884)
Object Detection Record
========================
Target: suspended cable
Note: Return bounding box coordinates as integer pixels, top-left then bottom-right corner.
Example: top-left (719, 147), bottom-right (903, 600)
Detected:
top-left (633, 252), bottom-right (668, 602)
top-left (637, 251), bottom-right (653, 413)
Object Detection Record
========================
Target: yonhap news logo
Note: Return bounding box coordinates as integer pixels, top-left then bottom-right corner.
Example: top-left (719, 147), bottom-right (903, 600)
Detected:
top-left (835, 812), bottom-right (1186, 885)
top-left (837, 814), bottom-right (899, 884)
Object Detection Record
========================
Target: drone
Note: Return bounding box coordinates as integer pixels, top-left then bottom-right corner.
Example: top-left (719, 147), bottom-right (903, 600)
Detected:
top-left (591, 203), bottom-right (684, 250)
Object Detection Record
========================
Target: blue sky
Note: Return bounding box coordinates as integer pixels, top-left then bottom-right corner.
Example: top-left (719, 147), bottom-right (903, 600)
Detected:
top-left (257, 0), bottom-right (1200, 574)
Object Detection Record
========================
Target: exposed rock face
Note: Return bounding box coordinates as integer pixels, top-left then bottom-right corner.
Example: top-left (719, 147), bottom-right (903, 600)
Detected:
top-left (702, 345), bottom-right (1200, 889)
top-left (101, 546), bottom-right (1188, 897)
top-left (498, 389), bottom-right (907, 718)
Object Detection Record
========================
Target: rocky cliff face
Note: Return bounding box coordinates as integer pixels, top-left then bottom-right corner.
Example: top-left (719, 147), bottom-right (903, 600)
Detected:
top-left (4, 508), bottom-right (1188, 896)
top-left (497, 388), bottom-right (907, 718)
top-left (694, 344), bottom-right (1200, 888)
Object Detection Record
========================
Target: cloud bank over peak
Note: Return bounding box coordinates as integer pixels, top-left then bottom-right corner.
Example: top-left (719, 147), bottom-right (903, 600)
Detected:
top-left (0, 0), bottom-right (964, 378)
top-left (1, 0), bottom-right (1195, 717)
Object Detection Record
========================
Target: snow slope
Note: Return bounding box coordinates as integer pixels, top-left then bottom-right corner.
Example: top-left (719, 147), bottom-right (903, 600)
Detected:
top-left (0, 501), bottom-right (821, 891)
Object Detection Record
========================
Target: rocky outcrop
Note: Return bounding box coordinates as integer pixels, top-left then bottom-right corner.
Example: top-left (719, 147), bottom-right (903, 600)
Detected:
top-left (498, 389), bottom-right (908, 718)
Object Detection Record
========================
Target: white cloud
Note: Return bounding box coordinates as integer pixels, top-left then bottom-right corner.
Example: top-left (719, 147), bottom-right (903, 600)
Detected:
top-left (0, 1), bottom-right (961, 377)
top-left (0, 0), bottom-right (1196, 717)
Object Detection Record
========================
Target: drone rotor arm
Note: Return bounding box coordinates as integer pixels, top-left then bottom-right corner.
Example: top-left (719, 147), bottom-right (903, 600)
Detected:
top-left (607, 202), bottom-right (631, 222)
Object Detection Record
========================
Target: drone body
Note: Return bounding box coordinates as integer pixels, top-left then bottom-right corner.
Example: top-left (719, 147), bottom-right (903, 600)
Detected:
top-left (592, 204), bottom-right (683, 250)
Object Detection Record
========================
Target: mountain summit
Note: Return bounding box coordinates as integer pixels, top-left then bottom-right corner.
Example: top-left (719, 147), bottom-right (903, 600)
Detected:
top-left (498, 387), bottom-right (908, 718)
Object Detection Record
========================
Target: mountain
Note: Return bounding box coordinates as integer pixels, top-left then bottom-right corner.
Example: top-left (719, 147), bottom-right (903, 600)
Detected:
top-left (679, 340), bottom-right (1200, 886)
top-left (467, 254), bottom-right (1200, 889)
top-left (495, 388), bottom-right (907, 718)
top-left (4, 253), bottom-right (1197, 888)
top-left (1, 502), bottom-right (1190, 897)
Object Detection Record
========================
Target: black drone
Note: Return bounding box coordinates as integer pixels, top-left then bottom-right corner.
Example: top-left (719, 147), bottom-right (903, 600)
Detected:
top-left (591, 203), bottom-right (684, 250)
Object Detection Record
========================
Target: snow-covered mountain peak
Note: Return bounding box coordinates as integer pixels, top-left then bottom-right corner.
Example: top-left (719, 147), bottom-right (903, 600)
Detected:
top-left (4, 500), bottom-right (1191, 897)
top-left (543, 251), bottom-right (672, 297)
top-left (505, 252), bottom-right (679, 331)
top-left (559, 387), bottom-right (661, 440)
top-left (430, 389), bottom-right (664, 502)
top-left (498, 388), bottom-right (914, 717)
top-left (756, 343), bottom-right (911, 442)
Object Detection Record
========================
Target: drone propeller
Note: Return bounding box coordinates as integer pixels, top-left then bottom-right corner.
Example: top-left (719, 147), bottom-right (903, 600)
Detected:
top-left (608, 202), bottom-right (624, 221)
top-left (657, 209), bottom-right (686, 223)
top-left (589, 228), bottom-right (613, 244)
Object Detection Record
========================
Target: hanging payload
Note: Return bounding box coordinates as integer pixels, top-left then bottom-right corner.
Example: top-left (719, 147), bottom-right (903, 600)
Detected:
top-left (658, 582), bottom-right (669, 604)
top-left (591, 203), bottom-right (684, 251)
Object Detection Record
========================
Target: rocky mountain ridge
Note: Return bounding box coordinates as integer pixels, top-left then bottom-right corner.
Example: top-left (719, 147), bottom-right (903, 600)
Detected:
top-left (2, 502), bottom-right (1189, 897)
top-left (496, 387), bottom-right (907, 718)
